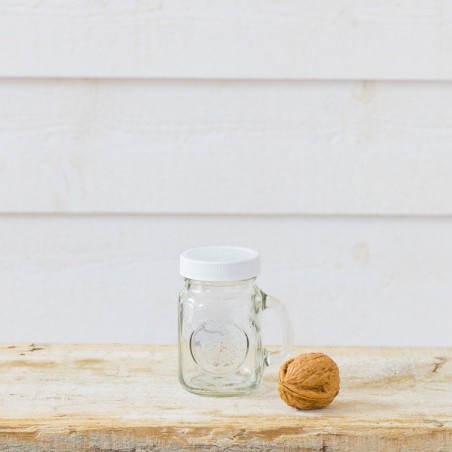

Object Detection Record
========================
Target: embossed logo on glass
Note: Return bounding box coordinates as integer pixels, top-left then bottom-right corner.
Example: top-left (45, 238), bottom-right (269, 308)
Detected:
top-left (190, 319), bottom-right (249, 375)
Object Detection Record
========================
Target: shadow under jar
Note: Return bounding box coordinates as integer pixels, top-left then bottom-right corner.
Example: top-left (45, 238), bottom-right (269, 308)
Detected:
top-left (178, 246), bottom-right (293, 397)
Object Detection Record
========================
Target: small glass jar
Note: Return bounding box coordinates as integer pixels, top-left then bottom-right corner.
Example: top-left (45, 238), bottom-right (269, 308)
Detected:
top-left (178, 246), bottom-right (293, 397)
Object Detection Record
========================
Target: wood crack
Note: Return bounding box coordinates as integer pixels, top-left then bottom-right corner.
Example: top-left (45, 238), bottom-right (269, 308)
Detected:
top-left (432, 356), bottom-right (448, 374)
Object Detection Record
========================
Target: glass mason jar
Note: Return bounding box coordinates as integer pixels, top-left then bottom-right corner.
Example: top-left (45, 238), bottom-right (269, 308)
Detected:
top-left (178, 246), bottom-right (293, 397)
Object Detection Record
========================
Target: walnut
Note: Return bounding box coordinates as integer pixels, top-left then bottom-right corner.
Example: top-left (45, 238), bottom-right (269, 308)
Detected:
top-left (278, 353), bottom-right (340, 410)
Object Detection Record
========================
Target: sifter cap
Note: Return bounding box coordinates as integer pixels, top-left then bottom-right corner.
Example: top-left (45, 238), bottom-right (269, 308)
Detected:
top-left (180, 246), bottom-right (260, 282)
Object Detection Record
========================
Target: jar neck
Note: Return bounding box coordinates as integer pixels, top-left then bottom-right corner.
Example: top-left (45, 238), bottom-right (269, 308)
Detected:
top-left (185, 277), bottom-right (257, 292)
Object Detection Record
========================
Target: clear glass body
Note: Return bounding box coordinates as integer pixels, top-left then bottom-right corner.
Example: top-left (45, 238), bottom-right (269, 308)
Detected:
top-left (178, 277), bottom-right (267, 396)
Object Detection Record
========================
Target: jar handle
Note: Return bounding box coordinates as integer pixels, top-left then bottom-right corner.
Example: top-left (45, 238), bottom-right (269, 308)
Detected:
top-left (262, 291), bottom-right (294, 366)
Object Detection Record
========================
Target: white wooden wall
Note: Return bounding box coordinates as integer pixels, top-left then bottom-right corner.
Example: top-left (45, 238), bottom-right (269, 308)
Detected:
top-left (0, 0), bottom-right (451, 346)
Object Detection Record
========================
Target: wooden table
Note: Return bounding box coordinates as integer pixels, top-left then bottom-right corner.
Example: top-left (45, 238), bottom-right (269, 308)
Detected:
top-left (0, 344), bottom-right (450, 451)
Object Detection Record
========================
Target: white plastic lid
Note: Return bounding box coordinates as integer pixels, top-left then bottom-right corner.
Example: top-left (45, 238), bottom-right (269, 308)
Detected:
top-left (180, 246), bottom-right (260, 282)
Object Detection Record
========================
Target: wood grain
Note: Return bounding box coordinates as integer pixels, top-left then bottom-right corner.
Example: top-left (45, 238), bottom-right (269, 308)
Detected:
top-left (0, 344), bottom-right (450, 451)
top-left (2, 0), bottom-right (452, 80)
top-left (2, 79), bottom-right (452, 214)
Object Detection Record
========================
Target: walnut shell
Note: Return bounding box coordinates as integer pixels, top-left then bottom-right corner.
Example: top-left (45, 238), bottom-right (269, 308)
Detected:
top-left (278, 353), bottom-right (340, 410)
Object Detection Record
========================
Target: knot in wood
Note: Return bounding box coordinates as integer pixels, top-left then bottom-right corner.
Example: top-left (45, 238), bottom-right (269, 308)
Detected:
top-left (278, 353), bottom-right (340, 410)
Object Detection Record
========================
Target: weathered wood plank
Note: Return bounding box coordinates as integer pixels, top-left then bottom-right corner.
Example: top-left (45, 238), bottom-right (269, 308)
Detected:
top-left (2, 79), bottom-right (452, 214)
top-left (2, 0), bottom-right (452, 80)
top-left (0, 345), bottom-right (450, 450)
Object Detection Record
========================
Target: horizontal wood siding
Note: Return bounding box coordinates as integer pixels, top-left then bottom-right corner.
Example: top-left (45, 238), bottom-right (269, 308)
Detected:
top-left (1, 79), bottom-right (452, 214)
top-left (0, 215), bottom-right (450, 346)
top-left (0, 1), bottom-right (450, 346)
top-left (1, 1), bottom-right (452, 80)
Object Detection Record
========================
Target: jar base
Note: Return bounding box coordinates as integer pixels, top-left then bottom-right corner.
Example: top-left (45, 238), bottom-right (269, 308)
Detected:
top-left (179, 374), bottom-right (259, 397)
